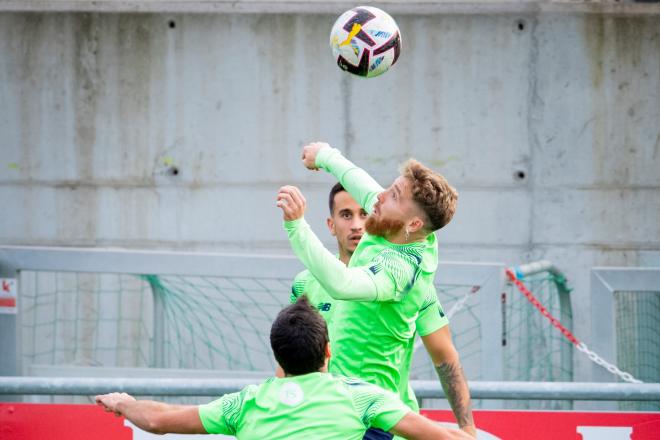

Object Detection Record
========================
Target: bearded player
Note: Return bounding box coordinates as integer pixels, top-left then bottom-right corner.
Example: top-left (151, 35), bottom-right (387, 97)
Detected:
top-left (276, 142), bottom-right (475, 438)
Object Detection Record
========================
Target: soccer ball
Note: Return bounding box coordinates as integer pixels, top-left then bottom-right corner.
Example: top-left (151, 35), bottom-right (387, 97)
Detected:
top-left (329, 6), bottom-right (402, 78)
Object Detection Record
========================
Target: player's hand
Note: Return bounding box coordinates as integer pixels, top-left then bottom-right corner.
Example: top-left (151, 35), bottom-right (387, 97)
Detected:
top-left (276, 185), bottom-right (306, 221)
top-left (95, 392), bottom-right (136, 416)
top-left (301, 142), bottom-right (330, 170)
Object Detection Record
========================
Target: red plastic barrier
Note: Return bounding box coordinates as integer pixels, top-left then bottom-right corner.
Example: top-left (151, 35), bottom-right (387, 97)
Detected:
top-left (1, 403), bottom-right (659, 439)
top-left (422, 409), bottom-right (660, 439)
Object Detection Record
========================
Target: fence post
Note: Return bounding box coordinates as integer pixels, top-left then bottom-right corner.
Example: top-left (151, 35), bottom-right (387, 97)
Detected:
top-left (0, 252), bottom-right (21, 402)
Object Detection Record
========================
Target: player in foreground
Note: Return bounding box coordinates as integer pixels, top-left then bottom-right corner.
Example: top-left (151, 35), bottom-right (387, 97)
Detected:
top-left (96, 298), bottom-right (471, 440)
top-left (289, 183), bottom-right (475, 439)
top-left (277, 142), bottom-right (475, 438)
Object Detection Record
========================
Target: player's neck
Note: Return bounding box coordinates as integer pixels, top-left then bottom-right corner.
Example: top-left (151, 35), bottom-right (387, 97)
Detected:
top-left (338, 250), bottom-right (351, 265)
top-left (385, 230), bottom-right (426, 245)
top-left (283, 365), bottom-right (328, 377)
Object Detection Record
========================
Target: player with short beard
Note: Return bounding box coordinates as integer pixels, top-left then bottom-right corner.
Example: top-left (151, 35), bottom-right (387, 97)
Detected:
top-left (277, 142), bottom-right (475, 438)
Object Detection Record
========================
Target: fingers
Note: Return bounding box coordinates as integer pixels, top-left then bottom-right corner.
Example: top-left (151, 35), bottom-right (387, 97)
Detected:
top-left (276, 186), bottom-right (306, 221)
top-left (277, 186), bottom-right (306, 210)
top-left (301, 141), bottom-right (330, 171)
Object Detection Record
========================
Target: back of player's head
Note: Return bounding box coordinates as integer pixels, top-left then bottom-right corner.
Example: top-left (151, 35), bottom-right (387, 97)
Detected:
top-left (328, 182), bottom-right (346, 215)
top-left (270, 296), bottom-right (329, 375)
top-left (401, 159), bottom-right (458, 232)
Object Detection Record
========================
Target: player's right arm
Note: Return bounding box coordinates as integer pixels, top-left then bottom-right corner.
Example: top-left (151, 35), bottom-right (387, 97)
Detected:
top-left (302, 142), bottom-right (383, 214)
top-left (95, 393), bottom-right (206, 434)
top-left (390, 412), bottom-right (473, 440)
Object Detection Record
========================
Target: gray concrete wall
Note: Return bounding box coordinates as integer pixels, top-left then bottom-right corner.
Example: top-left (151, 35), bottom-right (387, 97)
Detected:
top-left (1, 12), bottom-right (659, 386)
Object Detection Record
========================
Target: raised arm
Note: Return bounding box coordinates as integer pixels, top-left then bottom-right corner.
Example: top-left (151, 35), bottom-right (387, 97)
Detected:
top-left (277, 186), bottom-right (412, 302)
top-left (421, 326), bottom-right (476, 437)
top-left (95, 393), bottom-right (206, 435)
top-left (302, 142), bottom-right (383, 213)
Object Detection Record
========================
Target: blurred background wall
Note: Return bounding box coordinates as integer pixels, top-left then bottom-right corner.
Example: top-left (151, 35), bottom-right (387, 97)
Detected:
top-left (1, 6), bottom-right (659, 383)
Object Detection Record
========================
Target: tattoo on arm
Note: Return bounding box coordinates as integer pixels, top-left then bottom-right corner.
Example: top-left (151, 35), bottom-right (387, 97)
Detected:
top-left (435, 362), bottom-right (474, 429)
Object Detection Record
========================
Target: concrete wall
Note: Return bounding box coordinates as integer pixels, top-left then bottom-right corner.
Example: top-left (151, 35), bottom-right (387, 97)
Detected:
top-left (1, 12), bottom-right (659, 385)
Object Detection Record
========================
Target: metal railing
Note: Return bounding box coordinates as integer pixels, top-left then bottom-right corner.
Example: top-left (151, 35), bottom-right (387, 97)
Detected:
top-left (1, 377), bottom-right (659, 401)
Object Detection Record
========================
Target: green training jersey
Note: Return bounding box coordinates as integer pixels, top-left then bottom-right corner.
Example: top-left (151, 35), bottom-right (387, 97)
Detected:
top-left (283, 146), bottom-right (445, 396)
top-left (198, 372), bottom-right (410, 440)
top-left (292, 270), bottom-right (448, 411)
top-left (330, 233), bottom-right (438, 393)
top-left (291, 269), bottom-right (337, 327)
top-left (397, 289), bottom-right (449, 412)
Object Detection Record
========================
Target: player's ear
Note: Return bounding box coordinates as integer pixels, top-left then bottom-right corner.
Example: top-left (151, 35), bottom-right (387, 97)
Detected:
top-left (326, 217), bottom-right (337, 236)
top-left (325, 343), bottom-right (332, 359)
top-left (407, 217), bottom-right (424, 234)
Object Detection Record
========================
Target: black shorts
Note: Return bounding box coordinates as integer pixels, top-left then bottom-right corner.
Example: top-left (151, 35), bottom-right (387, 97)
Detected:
top-left (363, 427), bottom-right (393, 440)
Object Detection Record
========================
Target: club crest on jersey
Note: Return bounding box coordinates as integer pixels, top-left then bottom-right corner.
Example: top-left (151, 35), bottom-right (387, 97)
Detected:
top-left (279, 382), bottom-right (304, 407)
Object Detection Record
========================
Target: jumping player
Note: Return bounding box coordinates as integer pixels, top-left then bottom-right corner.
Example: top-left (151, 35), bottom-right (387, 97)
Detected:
top-left (277, 142), bottom-right (475, 438)
top-left (95, 298), bottom-right (471, 440)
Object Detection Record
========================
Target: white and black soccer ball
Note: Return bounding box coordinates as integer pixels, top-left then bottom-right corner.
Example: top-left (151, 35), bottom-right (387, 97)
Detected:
top-left (329, 6), bottom-right (402, 78)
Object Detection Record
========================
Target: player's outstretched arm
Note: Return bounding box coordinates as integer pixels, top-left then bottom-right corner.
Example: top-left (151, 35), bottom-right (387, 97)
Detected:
top-left (278, 185), bottom-right (403, 302)
top-left (302, 142), bottom-right (383, 213)
top-left (421, 327), bottom-right (476, 437)
top-left (95, 393), bottom-right (206, 435)
top-left (390, 412), bottom-right (473, 440)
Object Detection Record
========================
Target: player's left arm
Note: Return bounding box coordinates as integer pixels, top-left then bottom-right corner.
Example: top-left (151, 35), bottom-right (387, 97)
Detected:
top-left (421, 327), bottom-right (476, 437)
top-left (95, 393), bottom-right (206, 434)
top-left (362, 383), bottom-right (471, 440)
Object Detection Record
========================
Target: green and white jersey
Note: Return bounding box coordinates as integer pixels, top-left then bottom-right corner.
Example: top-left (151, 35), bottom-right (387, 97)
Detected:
top-left (397, 287), bottom-right (449, 412)
top-left (283, 146), bottom-right (445, 396)
top-left (198, 372), bottom-right (410, 440)
top-left (330, 232), bottom-right (439, 394)
top-left (291, 269), bottom-right (337, 327)
top-left (292, 272), bottom-right (448, 411)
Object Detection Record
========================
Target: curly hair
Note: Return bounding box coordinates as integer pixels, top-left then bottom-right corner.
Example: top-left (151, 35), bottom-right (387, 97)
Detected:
top-left (401, 159), bottom-right (458, 232)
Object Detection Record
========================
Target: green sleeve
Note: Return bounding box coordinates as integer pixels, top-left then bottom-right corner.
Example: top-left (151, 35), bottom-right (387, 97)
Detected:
top-left (415, 286), bottom-right (449, 336)
top-left (284, 218), bottom-right (382, 301)
top-left (316, 146), bottom-right (384, 214)
top-left (198, 388), bottom-right (250, 435)
top-left (284, 219), bottom-right (420, 302)
top-left (290, 270), bottom-right (310, 304)
top-left (350, 380), bottom-right (411, 432)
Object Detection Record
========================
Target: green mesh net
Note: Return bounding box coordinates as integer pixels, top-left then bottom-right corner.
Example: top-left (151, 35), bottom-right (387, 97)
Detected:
top-left (615, 290), bottom-right (660, 411)
top-left (502, 272), bottom-right (574, 410)
top-left (20, 267), bottom-right (578, 408)
top-left (20, 271), bottom-right (291, 372)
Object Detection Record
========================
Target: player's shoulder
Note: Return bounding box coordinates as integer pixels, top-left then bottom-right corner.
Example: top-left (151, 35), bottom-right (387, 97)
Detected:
top-left (291, 269), bottom-right (313, 300)
top-left (377, 244), bottom-right (424, 266)
top-left (293, 269), bottom-right (315, 287)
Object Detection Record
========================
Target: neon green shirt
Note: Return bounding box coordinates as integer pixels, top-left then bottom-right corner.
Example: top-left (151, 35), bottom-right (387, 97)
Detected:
top-left (291, 273), bottom-right (448, 411)
top-left (291, 269), bottom-right (337, 327)
top-left (198, 372), bottom-right (410, 439)
top-left (398, 290), bottom-right (449, 412)
top-left (283, 146), bottom-right (444, 395)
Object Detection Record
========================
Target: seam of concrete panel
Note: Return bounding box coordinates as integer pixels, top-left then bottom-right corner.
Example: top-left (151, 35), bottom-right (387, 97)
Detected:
top-left (2, 181), bottom-right (660, 191)
top-left (0, 1), bottom-right (658, 15)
